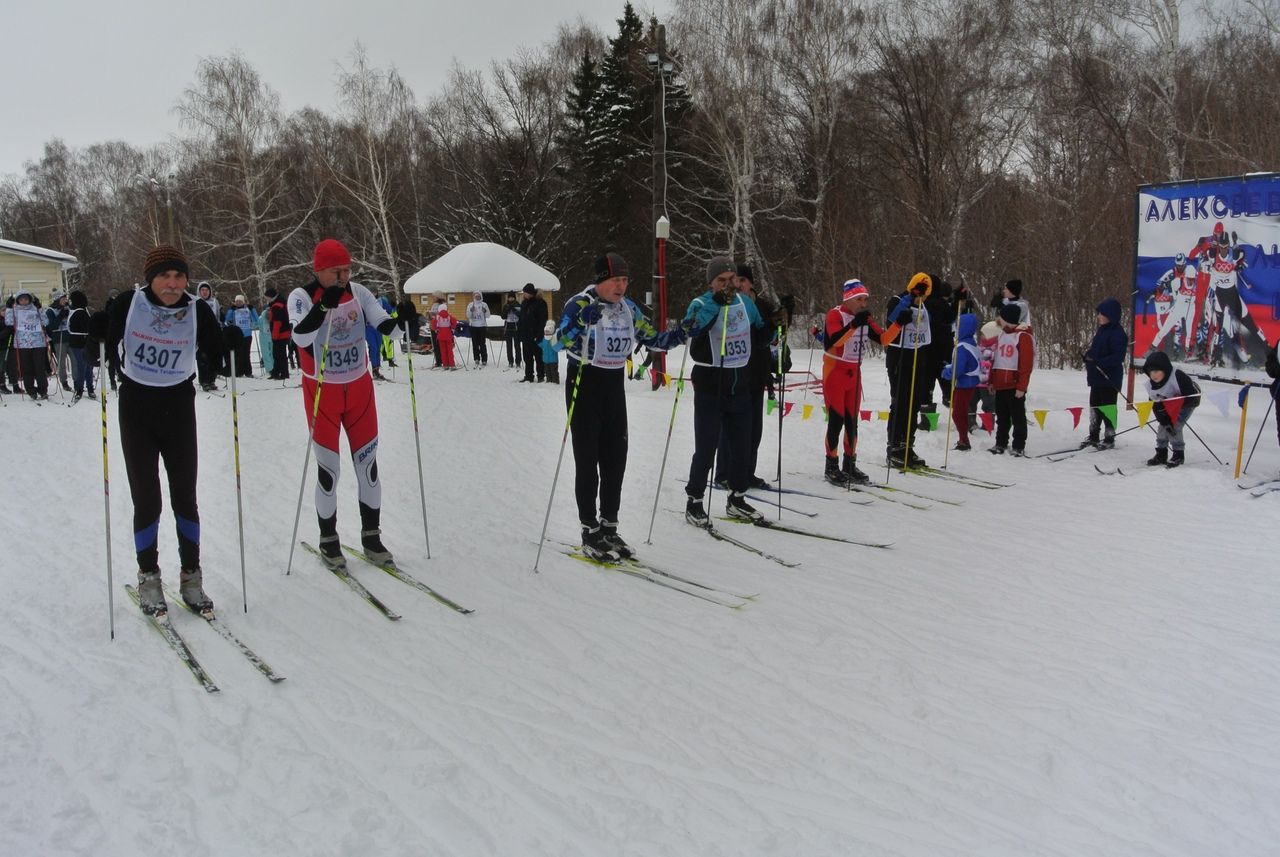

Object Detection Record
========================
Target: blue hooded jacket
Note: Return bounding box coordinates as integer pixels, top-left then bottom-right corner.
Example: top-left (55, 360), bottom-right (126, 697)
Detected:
top-left (1085, 298), bottom-right (1127, 389)
top-left (941, 313), bottom-right (981, 389)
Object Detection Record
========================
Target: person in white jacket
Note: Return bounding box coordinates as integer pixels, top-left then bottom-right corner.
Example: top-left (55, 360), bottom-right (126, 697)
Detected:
top-left (465, 291), bottom-right (490, 367)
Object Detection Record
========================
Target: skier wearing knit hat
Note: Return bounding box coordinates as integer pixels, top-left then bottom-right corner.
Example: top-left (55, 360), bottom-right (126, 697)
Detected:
top-left (883, 272), bottom-right (934, 468)
top-left (89, 244), bottom-right (228, 616)
top-left (288, 238), bottom-right (403, 569)
top-left (822, 278), bottom-right (905, 484)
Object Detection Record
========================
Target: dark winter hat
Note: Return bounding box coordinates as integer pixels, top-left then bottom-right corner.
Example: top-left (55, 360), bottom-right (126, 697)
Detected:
top-left (594, 252), bottom-right (629, 283)
top-left (522, 283), bottom-right (537, 296)
top-left (706, 256), bottom-right (735, 284)
top-left (143, 244), bottom-right (189, 284)
top-left (998, 302), bottom-right (1022, 325)
top-left (1143, 351), bottom-right (1173, 377)
top-left (265, 287), bottom-right (279, 299)
top-left (1005, 278), bottom-right (1023, 298)
top-left (312, 238), bottom-right (352, 272)
top-left (736, 264), bottom-right (754, 283)
top-left (70, 290), bottom-right (87, 309)
top-left (1096, 298), bottom-right (1121, 324)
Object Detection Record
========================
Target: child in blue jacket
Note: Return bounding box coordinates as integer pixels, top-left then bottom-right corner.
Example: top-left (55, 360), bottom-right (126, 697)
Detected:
top-left (1083, 298), bottom-right (1128, 448)
top-left (941, 313), bottom-right (982, 450)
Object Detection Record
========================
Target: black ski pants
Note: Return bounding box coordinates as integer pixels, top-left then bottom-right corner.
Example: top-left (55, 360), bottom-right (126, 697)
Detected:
top-left (522, 336), bottom-right (544, 380)
top-left (16, 348), bottom-right (49, 397)
top-left (886, 346), bottom-right (929, 451)
top-left (716, 384), bottom-right (765, 483)
top-left (994, 388), bottom-right (1027, 451)
top-left (119, 382), bottom-right (201, 573)
top-left (565, 362), bottom-right (627, 526)
top-left (688, 366), bottom-right (752, 498)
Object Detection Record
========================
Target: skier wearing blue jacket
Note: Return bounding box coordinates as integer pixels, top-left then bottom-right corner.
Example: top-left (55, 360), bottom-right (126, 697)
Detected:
top-left (682, 256), bottom-right (765, 526)
top-left (224, 295), bottom-right (259, 377)
top-left (941, 313), bottom-right (982, 451)
top-left (1083, 298), bottom-right (1128, 448)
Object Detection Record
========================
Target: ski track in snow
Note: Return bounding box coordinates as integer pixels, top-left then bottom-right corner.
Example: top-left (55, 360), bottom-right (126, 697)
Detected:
top-left (3, 349), bottom-right (1278, 856)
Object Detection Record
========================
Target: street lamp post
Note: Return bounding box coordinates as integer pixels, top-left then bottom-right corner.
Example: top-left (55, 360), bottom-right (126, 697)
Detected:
top-left (647, 25), bottom-right (674, 389)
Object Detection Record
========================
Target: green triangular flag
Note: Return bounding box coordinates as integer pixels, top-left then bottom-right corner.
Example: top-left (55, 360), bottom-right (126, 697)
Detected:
top-left (766, 399), bottom-right (777, 415)
top-left (1098, 404), bottom-right (1118, 428)
top-left (925, 411), bottom-right (939, 431)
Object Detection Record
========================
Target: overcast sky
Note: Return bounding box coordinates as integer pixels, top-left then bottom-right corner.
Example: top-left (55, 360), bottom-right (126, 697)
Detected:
top-left (2, 0), bottom-right (667, 178)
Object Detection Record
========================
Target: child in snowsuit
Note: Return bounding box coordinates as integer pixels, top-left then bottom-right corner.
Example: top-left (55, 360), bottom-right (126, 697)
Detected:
top-left (435, 304), bottom-right (457, 369)
top-left (941, 313), bottom-right (982, 450)
top-left (1141, 350), bottom-right (1200, 468)
top-left (539, 320), bottom-right (560, 384)
top-left (990, 302), bottom-right (1035, 456)
top-left (1083, 298), bottom-right (1128, 448)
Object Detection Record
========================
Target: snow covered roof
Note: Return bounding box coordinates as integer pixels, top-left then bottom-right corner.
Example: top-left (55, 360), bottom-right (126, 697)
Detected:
top-left (0, 238), bottom-right (79, 269)
top-left (403, 242), bottom-right (560, 295)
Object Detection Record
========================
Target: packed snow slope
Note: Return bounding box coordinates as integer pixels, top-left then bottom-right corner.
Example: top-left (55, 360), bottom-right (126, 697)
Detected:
top-left (3, 346), bottom-right (1278, 857)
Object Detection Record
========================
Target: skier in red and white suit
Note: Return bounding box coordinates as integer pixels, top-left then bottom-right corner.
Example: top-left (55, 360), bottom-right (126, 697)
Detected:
top-left (289, 238), bottom-right (401, 569)
top-left (1151, 253), bottom-right (1198, 356)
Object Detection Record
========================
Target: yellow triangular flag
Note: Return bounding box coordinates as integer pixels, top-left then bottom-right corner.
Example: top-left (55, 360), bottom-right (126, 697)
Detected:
top-left (878, 410), bottom-right (890, 421)
top-left (1033, 409), bottom-right (1048, 430)
top-left (802, 404), bottom-right (813, 420)
top-left (1135, 400), bottom-right (1153, 426)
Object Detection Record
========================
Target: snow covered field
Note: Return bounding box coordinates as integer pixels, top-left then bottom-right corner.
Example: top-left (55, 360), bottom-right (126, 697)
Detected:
top-left (3, 346), bottom-right (1278, 857)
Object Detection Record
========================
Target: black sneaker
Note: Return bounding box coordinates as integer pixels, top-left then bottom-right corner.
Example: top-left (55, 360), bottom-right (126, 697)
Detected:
top-left (581, 523), bottom-right (620, 562)
top-left (685, 496), bottom-right (710, 527)
top-left (318, 535), bottom-right (347, 570)
top-left (726, 491), bottom-right (764, 522)
top-left (599, 520), bottom-right (634, 559)
top-left (360, 528), bottom-right (394, 565)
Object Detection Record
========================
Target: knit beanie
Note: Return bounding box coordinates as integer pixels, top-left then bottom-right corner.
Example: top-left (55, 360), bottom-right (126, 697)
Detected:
top-left (523, 283), bottom-right (537, 296)
top-left (143, 244), bottom-right (189, 284)
top-left (594, 253), bottom-right (629, 283)
top-left (1005, 278), bottom-right (1023, 298)
top-left (998, 302), bottom-right (1022, 325)
top-left (736, 264), bottom-right (754, 284)
top-left (841, 278), bottom-right (868, 301)
top-left (706, 256), bottom-right (735, 284)
top-left (313, 238), bottom-right (352, 272)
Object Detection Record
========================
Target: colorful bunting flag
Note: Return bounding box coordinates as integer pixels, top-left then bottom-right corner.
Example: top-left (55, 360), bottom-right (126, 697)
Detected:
top-left (878, 410), bottom-right (890, 421)
top-left (1066, 407), bottom-right (1082, 429)
top-left (1238, 384), bottom-right (1250, 408)
top-left (803, 404), bottom-right (814, 420)
top-left (1165, 397), bottom-right (1184, 426)
top-left (1208, 390), bottom-right (1231, 418)
top-left (1098, 404), bottom-right (1118, 428)
top-left (1033, 410), bottom-right (1048, 430)
top-left (1135, 400), bottom-right (1152, 425)
top-left (925, 411), bottom-right (939, 431)
top-left (783, 402), bottom-right (795, 416)
top-left (978, 412), bottom-right (994, 434)
top-left (860, 409), bottom-right (872, 422)
top-left (766, 399), bottom-right (777, 415)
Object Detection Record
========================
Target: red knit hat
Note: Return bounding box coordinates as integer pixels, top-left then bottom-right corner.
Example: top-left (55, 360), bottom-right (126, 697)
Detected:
top-left (313, 239), bottom-right (352, 272)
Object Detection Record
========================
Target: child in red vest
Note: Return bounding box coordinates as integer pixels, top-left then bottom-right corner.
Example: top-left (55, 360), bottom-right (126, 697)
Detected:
top-left (989, 303), bottom-right (1034, 456)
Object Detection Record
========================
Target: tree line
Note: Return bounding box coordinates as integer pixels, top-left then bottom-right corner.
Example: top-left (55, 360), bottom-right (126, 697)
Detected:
top-left (2, 0), bottom-right (1278, 363)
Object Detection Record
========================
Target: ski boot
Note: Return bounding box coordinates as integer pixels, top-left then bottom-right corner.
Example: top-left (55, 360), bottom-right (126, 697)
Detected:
top-left (748, 475), bottom-right (771, 490)
top-left (317, 534), bottom-right (347, 570)
top-left (712, 477), bottom-right (729, 491)
top-left (136, 569), bottom-right (167, 616)
top-left (599, 519), bottom-right (634, 559)
top-left (905, 448), bottom-right (926, 468)
top-left (953, 441), bottom-right (971, 451)
top-left (842, 455), bottom-right (870, 485)
top-left (1166, 449), bottom-right (1185, 469)
top-left (581, 522), bottom-right (620, 562)
top-left (1097, 432), bottom-right (1115, 450)
top-left (685, 496), bottom-right (710, 528)
top-left (179, 567), bottom-right (214, 614)
top-left (989, 445), bottom-right (1007, 455)
top-left (372, 368), bottom-right (387, 381)
top-left (726, 491), bottom-right (764, 523)
top-left (886, 445), bottom-right (906, 468)
top-left (1147, 448), bottom-right (1168, 467)
top-left (1010, 448), bottom-right (1026, 458)
top-left (361, 528), bottom-right (394, 566)
top-left (824, 456), bottom-right (849, 486)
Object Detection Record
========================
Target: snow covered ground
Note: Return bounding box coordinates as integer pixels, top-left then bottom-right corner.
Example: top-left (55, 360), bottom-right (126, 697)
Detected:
top-left (3, 346), bottom-right (1278, 857)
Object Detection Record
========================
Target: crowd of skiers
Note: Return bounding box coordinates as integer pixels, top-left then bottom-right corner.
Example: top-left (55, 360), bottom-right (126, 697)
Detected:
top-left (11, 238), bottom-right (1280, 614)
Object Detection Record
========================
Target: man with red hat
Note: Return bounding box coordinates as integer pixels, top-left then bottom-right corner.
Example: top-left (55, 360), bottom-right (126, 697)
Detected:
top-left (91, 244), bottom-right (228, 616)
top-left (289, 239), bottom-right (402, 569)
top-left (822, 278), bottom-right (903, 485)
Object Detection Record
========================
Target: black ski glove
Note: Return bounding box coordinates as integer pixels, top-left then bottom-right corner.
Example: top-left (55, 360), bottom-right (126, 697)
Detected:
top-left (321, 285), bottom-right (346, 309)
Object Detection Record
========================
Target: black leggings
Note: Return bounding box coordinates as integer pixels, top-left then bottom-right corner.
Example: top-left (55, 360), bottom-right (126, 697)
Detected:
top-left (119, 383), bottom-right (201, 572)
top-left (565, 363), bottom-right (628, 525)
top-left (688, 367), bottom-right (752, 497)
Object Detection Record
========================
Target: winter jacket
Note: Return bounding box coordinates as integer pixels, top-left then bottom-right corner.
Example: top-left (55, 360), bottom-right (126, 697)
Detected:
top-left (466, 299), bottom-right (490, 328)
top-left (224, 305), bottom-right (259, 336)
top-left (45, 302), bottom-right (71, 344)
top-left (67, 292), bottom-right (91, 349)
top-left (267, 296), bottom-right (291, 341)
top-left (1142, 351), bottom-right (1200, 425)
top-left (517, 293), bottom-right (548, 341)
top-left (941, 313), bottom-right (982, 389)
top-left (1085, 298), bottom-right (1128, 390)
top-left (555, 285), bottom-right (661, 363)
top-left (990, 323), bottom-right (1035, 393)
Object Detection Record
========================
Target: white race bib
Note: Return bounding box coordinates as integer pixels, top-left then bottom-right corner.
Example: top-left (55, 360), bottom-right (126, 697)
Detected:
top-left (313, 300), bottom-right (369, 384)
top-left (122, 293), bottom-right (198, 386)
top-left (590, 300), bottom-right (635, 369)
top-left (707, 297), bottom-right (751, 369)
top-left (8, 305), bottom-right (45, 349)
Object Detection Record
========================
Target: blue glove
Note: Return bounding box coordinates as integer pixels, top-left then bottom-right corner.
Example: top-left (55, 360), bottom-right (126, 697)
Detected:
top-left (889, 294), bottom-right (914, 323)
top-left (579, 302), bottom-right (603, 324)
top-left (941, 363), bottom-right (953, 382)
top-left (652, 329), bottom-right (685, 351)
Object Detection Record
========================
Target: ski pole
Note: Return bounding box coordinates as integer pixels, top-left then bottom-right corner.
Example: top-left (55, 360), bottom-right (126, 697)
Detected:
top-left (534, 316), bottom-right (594, 572)
top-left (942, 335), bottom-right (960, 469)
top-left (776, 322), bottom-right (785, 520)
top-left (1243, 393), bottom-right (1275, 474)
top-left (229, 349), bottom-right (248, 612)
top-left (99, 340), bottom-right (115, 639)
top-left (285, 317), bottom-right (335, 576)
top-left (1115, 383), bottom-right (1223, 465)
top-left (645, 333), bottom-right (693, 544)
top-left (404, 327), bottom-right (432, 559)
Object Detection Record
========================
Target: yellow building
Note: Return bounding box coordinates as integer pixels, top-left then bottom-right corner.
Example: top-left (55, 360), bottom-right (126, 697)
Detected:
top-left (0, 239), bottom-right (79, 304)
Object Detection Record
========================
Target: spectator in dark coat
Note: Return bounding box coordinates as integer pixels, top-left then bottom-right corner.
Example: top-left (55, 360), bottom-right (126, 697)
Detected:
top-left (517, 283), bottom-right (549, 382)
top-left (1083, 297), bottom-right (1128, 448)
top-left (265, 287), bottom-right (292, 380)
